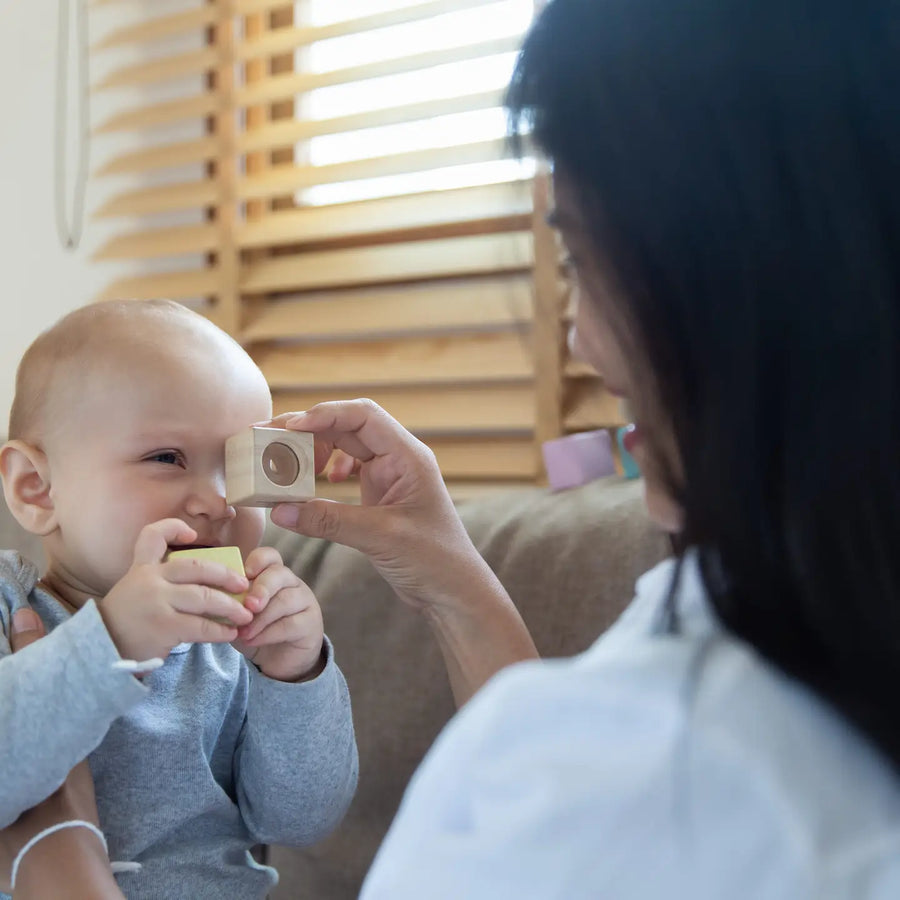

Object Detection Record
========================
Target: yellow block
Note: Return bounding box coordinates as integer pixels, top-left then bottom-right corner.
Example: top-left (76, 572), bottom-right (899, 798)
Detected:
top-left (167, 546), bottom-right (247, 623)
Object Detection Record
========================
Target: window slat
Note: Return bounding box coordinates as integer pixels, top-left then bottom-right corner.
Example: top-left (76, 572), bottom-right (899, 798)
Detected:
top-left (93, 7), bottom-right (219, 50)
top-left (237, 138), bottom-right (512, 201)
top-left (256, 332), bottom-right (533, 389)
top-left (242, 275), bottom-right (533, 342)
top-left (241, 233), bottom-right (533, 294)
top-left (237, 0), bottom-right (506, 54)
top-left (93, 224), bottom-right (219, 261)
top-left (237, 88), bottom-right (504, 153)
top-left (93, 48), bottom-right (219, 91)
top-left (94, 137), bottom-right (218, 176)
top-left (272, 383), bottom-right (536, 433)
top-left (428, 436), bottom-right (537, 479)
top-left (97, 268), bottom-right (218, 303)
top-left (238, 181), bottom-right (532, 249)
top-left (94, 179), bottom-right (217, 217)
top-left (236, 35), bottom-right (521, 106)
top-left (93, 94), bottom-right (217, 134)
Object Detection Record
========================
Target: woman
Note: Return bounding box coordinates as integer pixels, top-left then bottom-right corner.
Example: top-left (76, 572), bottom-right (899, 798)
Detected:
top-left (6, 0), bottom-right (900, 896)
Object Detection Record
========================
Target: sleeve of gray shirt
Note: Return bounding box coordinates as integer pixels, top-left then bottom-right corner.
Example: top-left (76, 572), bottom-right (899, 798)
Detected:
top-left (233, 637), bottom-right (359, 846)
top-left (0, 598), bottom-right (149, 827)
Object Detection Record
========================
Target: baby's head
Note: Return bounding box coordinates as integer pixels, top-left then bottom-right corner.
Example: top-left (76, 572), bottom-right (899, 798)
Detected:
top-left (1, 299), bottom-right (272, 603)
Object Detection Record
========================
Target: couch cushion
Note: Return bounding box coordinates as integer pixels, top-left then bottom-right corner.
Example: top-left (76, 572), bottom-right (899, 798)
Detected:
top-left (265, 477), bottom-right (670, 899)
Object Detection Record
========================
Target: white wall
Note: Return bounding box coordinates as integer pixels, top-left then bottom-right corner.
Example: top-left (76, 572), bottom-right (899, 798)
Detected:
top-left (0, 1), bottom-right (204, 426)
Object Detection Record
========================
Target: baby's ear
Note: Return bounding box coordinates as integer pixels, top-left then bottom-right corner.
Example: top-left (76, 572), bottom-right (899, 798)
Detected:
top-left (0, 440), bottom-right (57, 536)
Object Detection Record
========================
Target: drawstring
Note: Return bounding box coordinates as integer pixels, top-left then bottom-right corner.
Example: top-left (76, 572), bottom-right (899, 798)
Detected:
top-left (10, 820), bottom-right (142, 890)
top-left (111, 657), bottom-right (164, 674)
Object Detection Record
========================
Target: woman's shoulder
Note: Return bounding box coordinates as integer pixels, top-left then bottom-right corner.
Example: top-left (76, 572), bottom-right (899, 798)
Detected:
top-left (429, 553), bottom-right (900, 895)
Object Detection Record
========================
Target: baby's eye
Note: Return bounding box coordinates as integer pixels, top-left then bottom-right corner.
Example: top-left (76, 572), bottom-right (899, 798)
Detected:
top-left (146, 450), bottom-right (185, 467)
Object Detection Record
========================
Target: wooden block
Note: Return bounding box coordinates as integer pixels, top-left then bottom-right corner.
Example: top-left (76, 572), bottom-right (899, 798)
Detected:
top-left (167, 546), bottom-right (246, 624)
top-left (225, 427), bottom-right (315, 507)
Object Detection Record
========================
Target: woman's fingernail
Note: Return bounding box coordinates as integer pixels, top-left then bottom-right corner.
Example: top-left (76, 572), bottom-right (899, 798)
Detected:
top-left (12, 608), bottom-right (42, 635)
top-left (271, 504), bottom-right (299, 528)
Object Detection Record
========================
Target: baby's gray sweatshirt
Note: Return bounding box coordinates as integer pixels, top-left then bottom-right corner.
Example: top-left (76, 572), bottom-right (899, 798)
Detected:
top-left (0, 550), bottom-right (358, 899)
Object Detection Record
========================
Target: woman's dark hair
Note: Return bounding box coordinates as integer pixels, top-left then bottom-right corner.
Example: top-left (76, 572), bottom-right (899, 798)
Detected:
top-left (508, 0), bottom-right (900, 768)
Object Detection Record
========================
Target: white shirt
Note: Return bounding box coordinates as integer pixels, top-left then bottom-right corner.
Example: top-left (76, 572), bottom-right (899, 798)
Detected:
top-left (361, 553), bottom-right (900, 899)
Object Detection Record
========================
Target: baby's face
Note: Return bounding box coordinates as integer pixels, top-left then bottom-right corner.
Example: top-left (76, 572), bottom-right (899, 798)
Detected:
top-left (42, 328), bottom-right (272, 600)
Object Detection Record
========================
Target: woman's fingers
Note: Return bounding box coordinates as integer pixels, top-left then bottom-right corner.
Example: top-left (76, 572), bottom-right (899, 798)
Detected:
top-left (270, 497), bottom-right (388, 552)
top-left (268, 400), bottom-right (441, 495)
top-left (279, 399), bottom-right (419, 459)
top-left (326, 449), bottom-right (361, 482)
top-left (266, 399), bottom-right (457, 584)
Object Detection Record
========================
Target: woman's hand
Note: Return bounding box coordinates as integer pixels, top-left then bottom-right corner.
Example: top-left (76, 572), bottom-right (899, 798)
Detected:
top-left (267, 400), bottom-right (538, 705)
top-left (0, 610), bottom-right (124, 899)
top-left (267, 400), bottom-right (487, 610)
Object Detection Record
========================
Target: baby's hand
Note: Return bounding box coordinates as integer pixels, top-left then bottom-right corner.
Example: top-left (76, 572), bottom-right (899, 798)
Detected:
top-left (233, 547), bottom-right (325, 683)
top-left (98, 519), bottom-right (253, 663)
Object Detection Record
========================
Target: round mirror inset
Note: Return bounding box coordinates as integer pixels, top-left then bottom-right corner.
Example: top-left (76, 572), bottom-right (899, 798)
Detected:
top-left (262, 442), bottom-right (300, 487)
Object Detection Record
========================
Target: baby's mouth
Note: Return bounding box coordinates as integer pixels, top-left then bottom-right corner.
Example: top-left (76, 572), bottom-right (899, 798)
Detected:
top-left (166, 542), bottom-right (217, 556)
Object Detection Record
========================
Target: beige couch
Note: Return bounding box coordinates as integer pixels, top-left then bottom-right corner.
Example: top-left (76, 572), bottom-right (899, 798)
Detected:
top-left (0, 477), bottom-right (669, 898)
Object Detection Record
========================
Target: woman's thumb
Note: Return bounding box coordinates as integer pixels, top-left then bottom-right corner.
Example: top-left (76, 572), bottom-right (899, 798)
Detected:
top-left (11, 607), bottom-right (46, 651)
top-left (271, 499), bottom-right (372, 553)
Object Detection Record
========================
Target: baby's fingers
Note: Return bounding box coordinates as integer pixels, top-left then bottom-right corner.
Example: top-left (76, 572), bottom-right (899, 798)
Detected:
top-left (243, 546), bottom-right (285, 580)
top-left (243, 605), bottom-right (322, 651)
top-left (133, 519), bottom-right (197, 566)
top-left (172, 611), bottom-right (243, 645)
top-left (240, 583), bottom-right (316, 643)
top-left (243, 558), bottom-right (302, 615)
top-left (165, 556), bottom-right (249, 596)
top-left (170, 584), bottom-right (253, 628)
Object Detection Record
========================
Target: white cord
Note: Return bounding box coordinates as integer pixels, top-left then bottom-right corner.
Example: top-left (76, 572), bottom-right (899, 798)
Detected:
top-left (11, 820), bottom-right (106, 890)
top-left (110, 861), bottom-right (142, 874)
top-left (10, 819), bottom-right (143, 888)
top-left (111, 658), bottom-right (164, 674)
top-left (54, 0), bottom-right (90, 250)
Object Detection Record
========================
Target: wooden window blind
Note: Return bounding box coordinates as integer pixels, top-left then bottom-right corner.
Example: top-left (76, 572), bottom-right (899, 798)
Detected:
top-left (91, 0), bottom-right (620, 498)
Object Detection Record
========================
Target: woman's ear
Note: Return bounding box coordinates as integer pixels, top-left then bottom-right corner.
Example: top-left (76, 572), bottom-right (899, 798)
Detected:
top-left (0, 440), bottom-right (57, 536)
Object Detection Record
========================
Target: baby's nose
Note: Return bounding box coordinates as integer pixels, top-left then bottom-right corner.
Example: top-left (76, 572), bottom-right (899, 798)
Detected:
top-left (185, 472), bottom-right (235, 520)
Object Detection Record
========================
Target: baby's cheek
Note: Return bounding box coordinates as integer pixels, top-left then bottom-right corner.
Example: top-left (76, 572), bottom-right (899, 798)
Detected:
top-left (235, 509), bottom-right (267, 554)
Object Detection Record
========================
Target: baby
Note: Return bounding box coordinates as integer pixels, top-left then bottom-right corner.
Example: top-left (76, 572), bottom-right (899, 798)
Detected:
top-left (0, 299), bottom-right (358, 898)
